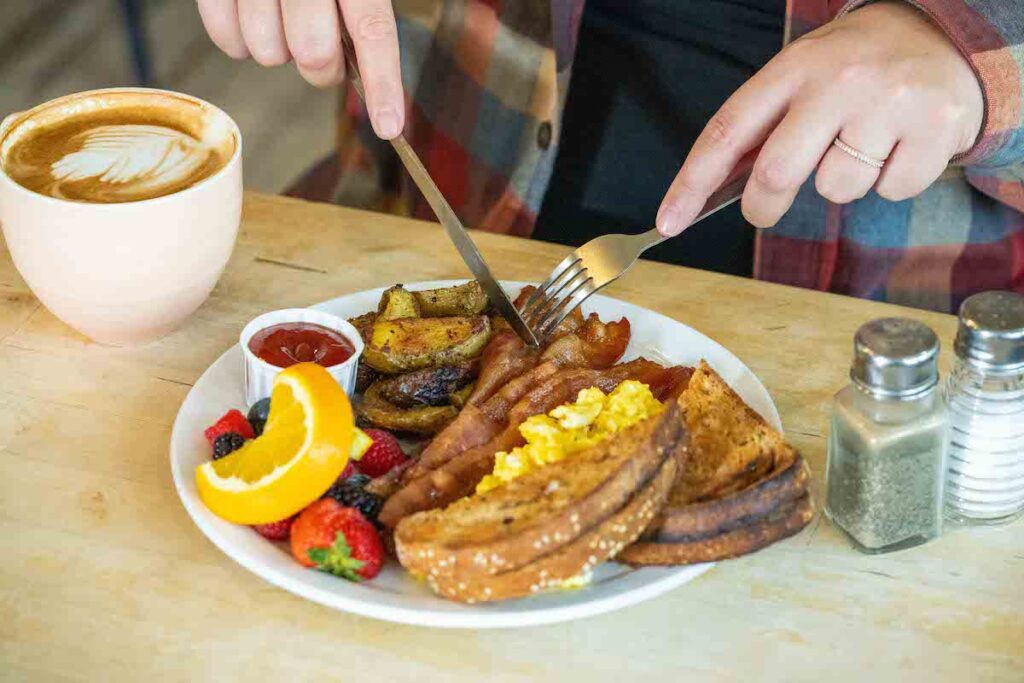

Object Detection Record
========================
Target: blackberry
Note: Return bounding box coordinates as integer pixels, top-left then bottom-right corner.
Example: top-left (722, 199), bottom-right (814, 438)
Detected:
top-left (325, 476), bottom-right (383, 523)
top-left (212, 432), bottom-right (246, 459)
top-left (345, 473), bottom-right (371, 488)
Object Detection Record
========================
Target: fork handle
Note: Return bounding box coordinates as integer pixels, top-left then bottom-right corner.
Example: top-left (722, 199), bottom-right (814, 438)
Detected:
top-left (637, 146), bottom-right (760, 254)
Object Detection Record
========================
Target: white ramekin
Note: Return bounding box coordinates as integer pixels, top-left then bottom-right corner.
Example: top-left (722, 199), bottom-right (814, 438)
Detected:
top-left (239, 308), bottom-right (364, 407)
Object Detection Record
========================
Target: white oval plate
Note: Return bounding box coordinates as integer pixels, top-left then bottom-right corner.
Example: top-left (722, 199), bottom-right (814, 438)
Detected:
top-left (170, 281), bottom-right (782, 629)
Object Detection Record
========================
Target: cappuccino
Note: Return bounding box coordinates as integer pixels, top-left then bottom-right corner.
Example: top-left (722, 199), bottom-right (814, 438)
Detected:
top-left (1, 91), bottom-right (235, 203)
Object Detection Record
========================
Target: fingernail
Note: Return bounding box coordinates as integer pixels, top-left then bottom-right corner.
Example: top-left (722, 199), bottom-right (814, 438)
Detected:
top-left (656, 202), bottom-right (689, 237)
top-left (374, 107), bottom-right (402, 139)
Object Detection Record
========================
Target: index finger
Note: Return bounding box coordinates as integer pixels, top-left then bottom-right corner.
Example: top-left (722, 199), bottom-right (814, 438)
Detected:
top-left (338, 0), bottom-right (404, 139)
top-left (197, 0), bottom-right (250, 59)
top-left (656, 57), bottom-right (798, 236)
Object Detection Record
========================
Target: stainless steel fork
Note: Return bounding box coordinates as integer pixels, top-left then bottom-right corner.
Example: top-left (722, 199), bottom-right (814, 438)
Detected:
top-left (521, 150), bottom-right (758, 341)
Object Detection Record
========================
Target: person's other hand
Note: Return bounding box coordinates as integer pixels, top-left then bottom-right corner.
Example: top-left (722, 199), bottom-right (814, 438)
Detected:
top-left (196, 0), bottom-right (404, 139)
top-left (656, 0), bottom-right (983, 235)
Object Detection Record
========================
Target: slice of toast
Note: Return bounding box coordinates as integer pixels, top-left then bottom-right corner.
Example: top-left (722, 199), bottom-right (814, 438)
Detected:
top-left (396, 401), bottom-right (684, 578)
top-left (619, 493), bottom-right (813, 565)
top-left (650, 454), bottom-right (808, 540)
top-left (424, 452), bottom-right (679, 603)
top-left (669, 361), bottom-right (782, 505)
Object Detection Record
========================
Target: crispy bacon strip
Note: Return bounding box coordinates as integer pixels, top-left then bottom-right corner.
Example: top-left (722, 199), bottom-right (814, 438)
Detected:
top-left (540, 314), bottom-right (630, 369)
top-left (466, 330), bottom-right (538, 406)
top-left (467, 287), bottom-right (595, 406)
top-left (365, 458), bottom-right (415, 498)
top-left (378, 358), bottom-right (669, 528)
top-left (513, 286), bottom-right (586, 340)
top-left (650, 365), bottom-right (695, 403)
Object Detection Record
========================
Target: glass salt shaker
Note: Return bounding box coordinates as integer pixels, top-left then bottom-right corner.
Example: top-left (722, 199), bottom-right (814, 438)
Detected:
top-left (944, 291), bottom-right (1024, 525)
top-left (825, 318), bottom-right (949, 554)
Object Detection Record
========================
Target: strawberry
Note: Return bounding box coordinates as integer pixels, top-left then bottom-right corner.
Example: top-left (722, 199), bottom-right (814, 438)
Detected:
top-left (252, 514), bottom-right (296, 541)
top-left (356, 429), bottom-right (406, 478)
top-left (290, 499), bottom-right (384, 580)
top-left (204, 409), bottom-right (255, 445)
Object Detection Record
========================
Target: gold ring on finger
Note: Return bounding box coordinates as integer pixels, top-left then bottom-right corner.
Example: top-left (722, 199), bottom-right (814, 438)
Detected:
top-left (832, 137), bottom-right (887, 169)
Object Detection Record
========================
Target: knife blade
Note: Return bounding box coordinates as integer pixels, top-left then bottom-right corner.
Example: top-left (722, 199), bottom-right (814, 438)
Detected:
top-left (340, 34), bottom-right (539, 348)
top-left (387, 136), bottom-right (539, 347)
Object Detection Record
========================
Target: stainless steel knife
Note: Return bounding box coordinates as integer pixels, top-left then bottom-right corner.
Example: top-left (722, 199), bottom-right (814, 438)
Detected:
top-left (340, 34), bottom-right (540, 348)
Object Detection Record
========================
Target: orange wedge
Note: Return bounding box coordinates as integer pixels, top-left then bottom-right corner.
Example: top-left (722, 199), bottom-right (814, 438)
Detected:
top-left (196, 362), bottom-right (354, 524)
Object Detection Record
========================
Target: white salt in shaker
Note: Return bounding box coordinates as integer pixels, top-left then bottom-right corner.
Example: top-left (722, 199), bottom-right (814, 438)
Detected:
top-left (944, 291), bottom-right (1024, 525)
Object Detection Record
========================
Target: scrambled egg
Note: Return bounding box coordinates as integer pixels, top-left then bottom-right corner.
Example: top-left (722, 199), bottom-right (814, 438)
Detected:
top-left (558, 570), bottom-right (594, 590)
top-left (476, 380), bottom-right (664, 494)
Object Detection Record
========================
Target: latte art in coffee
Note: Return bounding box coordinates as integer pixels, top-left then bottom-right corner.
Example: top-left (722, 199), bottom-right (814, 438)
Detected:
top-left (49, 125), bottom-right (213, 199)
top-left (1, 91), bottom-right (235, 203)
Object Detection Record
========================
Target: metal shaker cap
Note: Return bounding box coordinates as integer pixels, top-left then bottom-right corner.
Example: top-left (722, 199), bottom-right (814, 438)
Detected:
top-left (851, 318), bottom-right (940, 397)
top-left (954, 291), bottom-right (1024, 372)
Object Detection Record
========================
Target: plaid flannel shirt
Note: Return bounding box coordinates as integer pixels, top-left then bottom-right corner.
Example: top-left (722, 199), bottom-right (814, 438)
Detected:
top-left (291, 0), bottom-right (1024, 313)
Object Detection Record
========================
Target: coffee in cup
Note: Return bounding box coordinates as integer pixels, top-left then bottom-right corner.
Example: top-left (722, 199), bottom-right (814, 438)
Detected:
top-left (0, 88), bottom-right (242, 345)
top-left (1, 90), bottom-right (235, 203)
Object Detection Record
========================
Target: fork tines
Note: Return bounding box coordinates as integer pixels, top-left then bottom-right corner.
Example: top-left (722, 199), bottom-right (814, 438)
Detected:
top-left (521, 254), bottom-right (596, 342)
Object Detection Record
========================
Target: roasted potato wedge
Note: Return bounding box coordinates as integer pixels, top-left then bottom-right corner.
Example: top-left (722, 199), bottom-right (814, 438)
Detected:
top-left (358, 383), bottom-right (458, 435)
top-left (355, 362), bottom-right (379, 394)
top-left (377, 285), bottom-right (421, 320)
top-left (489, 315), bottom-right (512, 334)
top-left (363, 315), bottom-right (491, 373)
top-left (412, 281), bottom-right (488, 317)
top-left (374, 362), bottom-right (478, 407)
top-left (348, 312), bottom-right (377, 344)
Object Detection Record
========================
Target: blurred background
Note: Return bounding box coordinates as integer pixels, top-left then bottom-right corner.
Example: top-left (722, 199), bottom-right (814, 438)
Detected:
top-left (0, 0), bottom-right (336, 193)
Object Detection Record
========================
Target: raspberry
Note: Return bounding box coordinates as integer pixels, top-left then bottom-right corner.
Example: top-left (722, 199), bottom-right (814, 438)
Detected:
top-left (252, 515), bottom-right (296, 541)
top-left (356, 429), bottom-right (407, 478)
top-left (204, 409), bottom-right (255, 445)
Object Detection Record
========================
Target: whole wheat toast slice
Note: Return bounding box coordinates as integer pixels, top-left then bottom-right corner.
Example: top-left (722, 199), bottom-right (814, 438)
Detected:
top-left (619, 493), bottom-right (813, 565)
top-left (649, 454), bottom-right (809, 541)
top-left (395, 401), bottom-right (684, 578)
top-left (423, 452), bottom-right (679, 603)
top-left (668, 361), bottom-right (783, 506)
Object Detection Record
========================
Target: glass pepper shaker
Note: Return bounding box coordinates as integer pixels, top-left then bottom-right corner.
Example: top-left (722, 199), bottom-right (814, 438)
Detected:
top-left (825, 318), bottom-right (949, 554)
top-left (944, 291), bottom-right (1024, 525)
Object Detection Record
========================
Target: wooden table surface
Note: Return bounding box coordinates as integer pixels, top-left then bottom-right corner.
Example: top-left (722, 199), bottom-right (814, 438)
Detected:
top-left (2, 193), bottom-right (1022, 681)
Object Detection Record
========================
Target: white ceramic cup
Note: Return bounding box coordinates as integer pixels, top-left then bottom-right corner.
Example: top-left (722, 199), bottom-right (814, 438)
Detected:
top-left (0, 88), bottom-right (242, 346)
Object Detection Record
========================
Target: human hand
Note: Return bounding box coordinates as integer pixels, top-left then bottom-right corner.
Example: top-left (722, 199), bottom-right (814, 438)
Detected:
top-left (196, 0), bottom-right (404, 139)
top-left (656, 0), bottom-right (984, 235)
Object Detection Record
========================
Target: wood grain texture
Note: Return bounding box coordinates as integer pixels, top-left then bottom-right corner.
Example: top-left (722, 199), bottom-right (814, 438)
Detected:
top-left (1, 192), bottom-right (1022, 682)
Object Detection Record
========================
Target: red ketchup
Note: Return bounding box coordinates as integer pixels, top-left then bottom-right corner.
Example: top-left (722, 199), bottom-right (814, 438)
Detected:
top-left (248, 322), bottom-right (354, 369)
